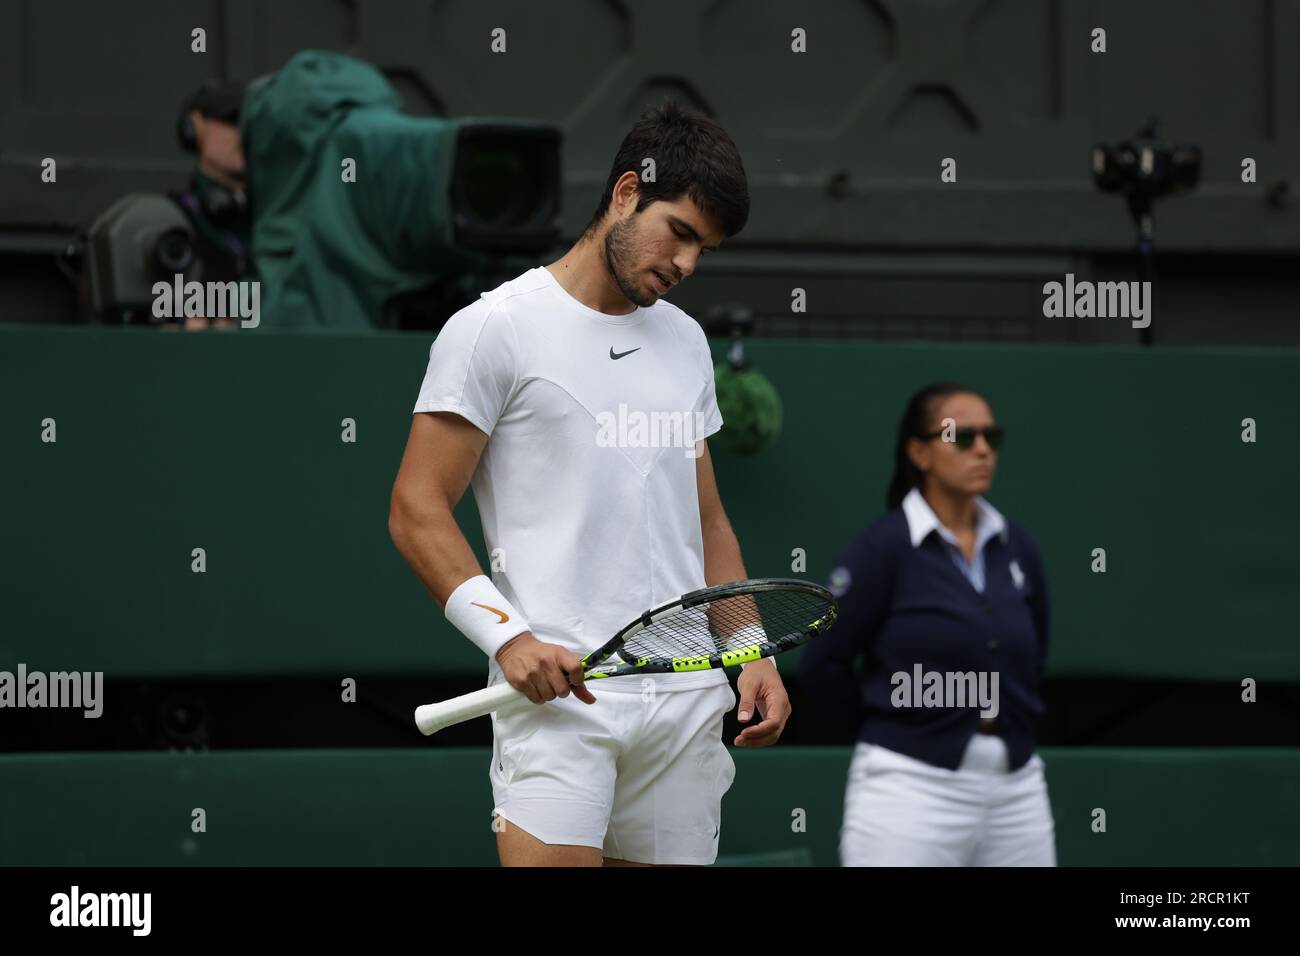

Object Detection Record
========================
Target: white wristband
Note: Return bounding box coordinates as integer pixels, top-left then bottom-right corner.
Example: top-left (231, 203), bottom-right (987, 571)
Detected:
top-left (445, 575), bottom-right (531, 660)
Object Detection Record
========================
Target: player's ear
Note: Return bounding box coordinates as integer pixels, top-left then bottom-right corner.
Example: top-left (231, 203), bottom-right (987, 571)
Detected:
top-left (611, 170), bottom-right (640, 215)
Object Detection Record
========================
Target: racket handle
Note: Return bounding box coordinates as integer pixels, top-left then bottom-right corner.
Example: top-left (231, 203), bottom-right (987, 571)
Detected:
top-left (414, 681), bottom-right (529, 736)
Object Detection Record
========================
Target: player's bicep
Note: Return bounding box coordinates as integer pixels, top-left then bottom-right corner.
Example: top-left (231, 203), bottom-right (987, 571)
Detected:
top-left (391, 411), bottom-right (487, 516)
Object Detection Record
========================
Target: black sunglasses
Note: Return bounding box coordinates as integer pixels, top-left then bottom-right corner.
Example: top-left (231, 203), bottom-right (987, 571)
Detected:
top-left (919, 425), bottom-right (1006, 451)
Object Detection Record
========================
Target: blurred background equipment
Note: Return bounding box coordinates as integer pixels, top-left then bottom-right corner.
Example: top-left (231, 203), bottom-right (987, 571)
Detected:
top-left (1091, 119), bottom-right (1203, 345)
top-left (84, 194), bottom-right (196, 324)
top-left (243, 50), bottom-right (562, 330)
top-left (705, 302), bottom-right (783, 456)
top-left (49, 52), bottom-right (564, 331)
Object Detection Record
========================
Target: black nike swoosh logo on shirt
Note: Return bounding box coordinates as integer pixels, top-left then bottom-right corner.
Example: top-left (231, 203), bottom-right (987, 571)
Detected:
top-left (610, 347), bottom-right (641, 360)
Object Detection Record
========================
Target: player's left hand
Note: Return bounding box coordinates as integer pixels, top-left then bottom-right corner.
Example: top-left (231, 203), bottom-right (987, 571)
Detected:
top-left (732, 661), bottom-right (789, 748)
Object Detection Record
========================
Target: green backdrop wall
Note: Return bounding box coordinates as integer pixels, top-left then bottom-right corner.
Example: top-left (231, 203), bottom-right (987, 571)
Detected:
top-left (2, 325), bottom-right (1296, 682)
top-left (0, 748), bottom-right (1295, 867)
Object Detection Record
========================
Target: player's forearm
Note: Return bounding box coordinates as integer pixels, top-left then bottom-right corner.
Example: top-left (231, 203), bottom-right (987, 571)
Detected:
top-left (701, 513), bottom-right (747, 587)
top-left (388, 501), bottom-right (484, 609)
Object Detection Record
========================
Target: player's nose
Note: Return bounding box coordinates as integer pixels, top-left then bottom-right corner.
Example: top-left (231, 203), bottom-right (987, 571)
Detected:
top-left (671, 252), bottom-right (699, 281)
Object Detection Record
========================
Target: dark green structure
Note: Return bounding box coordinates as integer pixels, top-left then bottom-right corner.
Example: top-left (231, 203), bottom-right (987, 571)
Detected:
top-left (3, 327), bottom-right (1296, 681)
top-left (1, 748), bottom-right (1296, 866)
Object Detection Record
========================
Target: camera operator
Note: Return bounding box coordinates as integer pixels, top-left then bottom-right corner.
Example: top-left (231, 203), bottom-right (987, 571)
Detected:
top-left (167, 80), bottom-right (257, 331)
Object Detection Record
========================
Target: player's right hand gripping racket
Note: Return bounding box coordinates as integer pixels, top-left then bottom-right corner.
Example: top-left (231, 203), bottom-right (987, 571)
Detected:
top-left (414, 577), bottom-right (837, 736)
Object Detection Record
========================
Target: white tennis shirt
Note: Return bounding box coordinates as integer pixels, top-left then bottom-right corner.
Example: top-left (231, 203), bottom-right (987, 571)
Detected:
top-left (412, 266), bottom-right (729, 693)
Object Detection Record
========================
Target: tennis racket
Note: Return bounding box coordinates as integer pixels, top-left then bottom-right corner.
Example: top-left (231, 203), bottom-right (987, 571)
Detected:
top-left (414, 577), bottom-right (837, 736)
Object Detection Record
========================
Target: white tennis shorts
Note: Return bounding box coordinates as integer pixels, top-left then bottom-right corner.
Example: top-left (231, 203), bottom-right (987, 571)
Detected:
top-left (839, 735), bottom-right (1057, 866)
top-left (489, 679), bottom-right (738, 865)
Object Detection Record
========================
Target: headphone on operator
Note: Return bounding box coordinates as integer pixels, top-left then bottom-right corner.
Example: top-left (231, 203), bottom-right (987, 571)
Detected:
top-left (177, 81), bottom-right (225, 153)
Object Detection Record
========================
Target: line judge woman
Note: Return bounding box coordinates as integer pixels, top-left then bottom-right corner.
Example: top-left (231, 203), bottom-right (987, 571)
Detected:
top-left (800, 383), bottom-right (1056, 866)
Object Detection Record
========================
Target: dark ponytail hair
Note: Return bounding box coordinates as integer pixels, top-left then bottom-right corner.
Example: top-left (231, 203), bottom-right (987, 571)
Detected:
top-left (885, 383), bottom-right (990, 510)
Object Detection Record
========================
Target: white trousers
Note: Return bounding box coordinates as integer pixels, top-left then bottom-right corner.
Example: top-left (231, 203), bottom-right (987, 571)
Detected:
top-left (839, 734), bottom-right (1057, 866)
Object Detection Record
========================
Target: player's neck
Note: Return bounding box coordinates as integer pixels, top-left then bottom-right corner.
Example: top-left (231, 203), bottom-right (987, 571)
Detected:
top-left (545, 243), bottom-right (638, 317)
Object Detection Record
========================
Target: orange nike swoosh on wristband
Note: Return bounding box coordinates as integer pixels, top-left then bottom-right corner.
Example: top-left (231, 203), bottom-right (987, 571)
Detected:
top-left (471, 602), bottom-right (510, 624)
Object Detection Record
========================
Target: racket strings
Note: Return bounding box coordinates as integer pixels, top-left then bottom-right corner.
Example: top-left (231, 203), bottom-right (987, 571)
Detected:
top-left (620, 589), bottom-right (833, 664)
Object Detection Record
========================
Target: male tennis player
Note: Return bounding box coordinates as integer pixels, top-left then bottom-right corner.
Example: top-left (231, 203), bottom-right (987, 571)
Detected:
top-left (389, 101), bottom-right (787, 866)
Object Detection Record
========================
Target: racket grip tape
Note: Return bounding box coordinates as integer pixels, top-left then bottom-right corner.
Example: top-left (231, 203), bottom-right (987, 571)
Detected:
top-left (414, 681), bottom-right (529, 736)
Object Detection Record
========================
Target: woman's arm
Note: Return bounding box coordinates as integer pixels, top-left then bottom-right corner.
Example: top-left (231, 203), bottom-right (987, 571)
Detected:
top-left (798, 528), bottom-right (896, 739)
top-left (1022, 532), bottom-right (1052, 685)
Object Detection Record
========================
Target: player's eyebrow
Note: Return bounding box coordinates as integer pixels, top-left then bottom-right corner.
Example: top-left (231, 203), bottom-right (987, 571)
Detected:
top-left (669, 217), bottom-right (720, 252)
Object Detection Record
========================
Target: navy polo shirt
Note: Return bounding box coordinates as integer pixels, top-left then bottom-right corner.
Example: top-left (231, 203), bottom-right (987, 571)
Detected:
top-left (799, 489), bottom-right (1050, 772)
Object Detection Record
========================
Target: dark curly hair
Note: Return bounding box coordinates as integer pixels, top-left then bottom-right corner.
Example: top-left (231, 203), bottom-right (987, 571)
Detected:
top-left (580, 99), bottom-right (750, 241)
